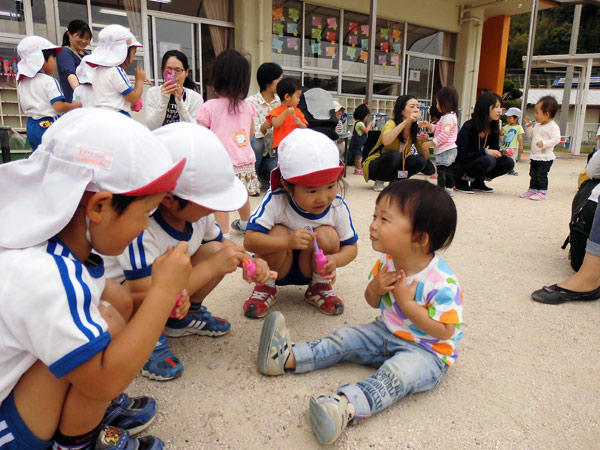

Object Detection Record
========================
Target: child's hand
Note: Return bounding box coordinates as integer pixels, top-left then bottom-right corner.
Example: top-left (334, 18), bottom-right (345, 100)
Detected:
top-left (392, 269), bottom-right (418, 306)
top-left (72, 101), bottom-right (83, 109)
top-left (286, 106), bottom-right (295, 117)
top-left (211, 244), bottom-right (246, 276)
top-left (170, 289), bottom-right (190, 320)
top-left (524, 117), bottom-right (532, 125)
top-left (243, 257), bottom-right (275, 284)
top-left (319, 257), bottom-right (337, 284)
top-left (370, 265), bottom-right (401, 297)
top-left (134, 67), bottom-right (146, 82)
top-left (419, 120), bottom-right (432, 131)
top-left (288, 229), bottom-right (315, 250)
top-left (151, 242), bottom-right (192, 300)
top-left (536, 141), bottom-right (543, 148)
top-left (260, 120), bottom-right (272, 134)
top-left (293, 116), bottom-right (303, 126)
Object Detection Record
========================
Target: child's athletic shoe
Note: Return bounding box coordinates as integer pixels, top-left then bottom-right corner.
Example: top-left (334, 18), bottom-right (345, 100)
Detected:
top-left (102, 393), bottom-right (157, 436)
top-left (164, 305), bottom-right (230, 337)
top-left (520, 190), bottom-right (536, 198)
top-left (231, 219), bottom-right (247, 233)
top-left (257, 311), bottom-right (291, 376)
top-left (430, 173), bottom-right (438, 179)
top-left (309, 394), bottom-right (354, 445)
top-left (141, 333), bottom-right (183, 381)
top-left (353, 168), bottom-right (363, 175)
top-left (94, 425), bottom-right (164, 450)
top-left (373, 180), bottom-right (385, 192)
top-left (530, 192), bottom-right (547, 201)
top-left (244, 284), bottom-right (277, 318)
top-left (304, 282), bottom-right (344, 315)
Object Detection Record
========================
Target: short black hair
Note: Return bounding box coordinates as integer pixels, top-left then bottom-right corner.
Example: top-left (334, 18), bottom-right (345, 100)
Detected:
top-left (276, 77), bottom-right (301, 100)
top-left (42, 49), bottom-right (57, 61)
top-left (111, 194), bottom-right (148, 216)
top-left (257, 62), bottom-right (283, 92)
top-left (212, 49), bottom-right (251, 114)
top-left (436, 85), bottom-right (459, 115)
top-left (537, 95), bottom-right (559, 118)
top-left (173, 195), bottom-right (189, 211)
top-left (377, 179), bottom-right (457, 253)
top-left (353, 104), bottom-right (370, 122)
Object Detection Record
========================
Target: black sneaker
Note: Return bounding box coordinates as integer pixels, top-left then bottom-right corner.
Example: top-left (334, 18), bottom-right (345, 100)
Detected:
top-left (471, 180), bottom-right (494, 193)
top-left (454, 179), bottom-right (474, 194)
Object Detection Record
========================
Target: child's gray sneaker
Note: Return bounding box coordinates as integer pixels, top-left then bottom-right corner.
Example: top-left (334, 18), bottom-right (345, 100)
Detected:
top-left (257, 311), bottom-right (291, 375)
top-left (373, 180), bottom-right (385, 192)
top-left (309, 394), bottom-right (354, 445)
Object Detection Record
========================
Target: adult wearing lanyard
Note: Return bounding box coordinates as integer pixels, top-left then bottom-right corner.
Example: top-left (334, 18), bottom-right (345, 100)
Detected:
top-left (145, 50), bottom-right (204, 130)
top-left (56, 20), bottom-right (92, 102)
top-left (362, 95), bottom-right (428, 192)
top-left (451, 92), bottom-right (515, 193)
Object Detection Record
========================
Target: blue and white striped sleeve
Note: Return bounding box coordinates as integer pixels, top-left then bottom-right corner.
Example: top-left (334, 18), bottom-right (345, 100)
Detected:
top-left (335, 196), bottom-right (359, 246)
top-left (113, 66), bottom-right (133, 96)
top-left (118, 230), bottom-right (162, 280)
top-left (247, 190), bottom-right (278, 234)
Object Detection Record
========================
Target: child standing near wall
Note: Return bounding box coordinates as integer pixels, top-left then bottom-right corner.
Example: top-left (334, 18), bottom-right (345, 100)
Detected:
top-left (267, 77), bottom-right (308, 151)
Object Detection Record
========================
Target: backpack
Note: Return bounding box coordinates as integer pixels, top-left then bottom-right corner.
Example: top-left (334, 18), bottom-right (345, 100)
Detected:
top-left (562, 178), bottom-right (600, 271)
top-left (361, 130), bottom-right (382, 161)
top-left (297, 88), bottom-right (338, 141)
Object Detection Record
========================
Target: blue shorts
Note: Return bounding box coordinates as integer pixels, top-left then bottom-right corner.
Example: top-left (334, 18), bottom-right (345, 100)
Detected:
top-left (0, 392), bottom-right (53, 450)
top-left (276, 250), bottom-right (312, 286)
top-left (26, 117), bottom-right (55, 152)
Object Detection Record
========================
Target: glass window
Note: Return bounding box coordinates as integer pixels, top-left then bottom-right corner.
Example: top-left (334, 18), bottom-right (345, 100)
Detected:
top-left (147, 0), bottom-right (233, 22)
top-left (271, 0), bottom-right (302, 69)
top-left (155, 18), bottom-right (194, 81)
top-left (32, 1), bottom-right (51, 39)
top-left (373, 80), bottom-right (401, 97)
top-left (373, 18), bottom-right (404, 78)
top-left (0, 0), bottom-right (25, 35)
top-left (57, 0), bottom-right (88, 31)
top-left (282, 69), bottom-right (301, 82)
top-left (341, 77), bottom-right (366, 96)
top-left (0, 45), bottom-right (18, 82)
top-left (90, 1), bottom-right (143, 43)
top-left (406, 55), bottom-right (433, 101)
top-left (433, 60), bottom-right (455, 94)
top-left (303, 5), bottom-right (339, 71)
top-left (341, 10), bottom-right (369, 77)
top-left (407, 25), bottom-right (456, 58)
top-left (304, 72), bottom-right (337, 91)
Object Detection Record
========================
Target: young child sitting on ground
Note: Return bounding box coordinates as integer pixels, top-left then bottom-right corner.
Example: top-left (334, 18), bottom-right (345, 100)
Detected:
top-left (243, 129), bottom-right (358, 318)
top-left (258, 179), bottom-right (463, 445)
top-left (16, 36), bottom-right (81, 150)
top-left (267, 77), bottom-right (308, 151)
top-left (0, 108), bottom-right (189, 449)
top-left (105, 123), bottom-right (272, 381)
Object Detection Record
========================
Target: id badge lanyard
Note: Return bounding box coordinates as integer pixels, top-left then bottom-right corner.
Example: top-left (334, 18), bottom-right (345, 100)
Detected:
top-left (398, 141), bottom-right (408, 179)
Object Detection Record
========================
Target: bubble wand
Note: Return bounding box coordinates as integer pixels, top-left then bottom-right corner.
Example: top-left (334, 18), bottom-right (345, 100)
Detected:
top-left (242, 257), bottom-right (257, 279)
top-left (308, 226), bottom-right (328, 272)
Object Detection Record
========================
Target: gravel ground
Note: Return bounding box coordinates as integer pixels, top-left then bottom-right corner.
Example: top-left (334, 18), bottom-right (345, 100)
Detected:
top-left (128, 153), bottom-right (600, 449)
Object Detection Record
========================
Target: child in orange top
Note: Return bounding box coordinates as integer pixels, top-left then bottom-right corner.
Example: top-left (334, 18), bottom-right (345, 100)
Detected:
top-left (267, 77), bottom-right (308, 150)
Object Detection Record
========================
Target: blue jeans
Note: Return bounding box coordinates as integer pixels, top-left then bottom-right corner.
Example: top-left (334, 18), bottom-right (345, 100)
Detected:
top-left (292, 320), bottom-right (448, 422)
top-left (251, 137), bottom-right (277, 184)
top-left (586, 199), bottom-right (600, 257)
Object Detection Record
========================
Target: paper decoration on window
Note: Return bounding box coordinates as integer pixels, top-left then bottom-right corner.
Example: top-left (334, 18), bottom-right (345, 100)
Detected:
top-left (390, 54), bottom-right (400, 67)
top-left (327, 17), bottom-right (337, 29)
top-left (361, 38), bottom-right (369, 49)
top-left (326, 31), bottom-right (336, 42)
top-left (289, 8), bottom-right (299, 20)
top-left (348, 35), bottom-right (358, 46)
top-left (380, 28), bottom-right (389, 39)
top-left (273, 23), bottom-right (284, 35)
top-left (272, 8), bottom-right (283, 21)
top-left (312, 15), bottom-right (322, 28)
top-left (348, 22), bottom-right (358, 33)
top-left (287, 23), bottom-right (298, 35)
top-left (312, 28), bottom-right (322, 40)
top-left (312, 42), bottom-right (322, 55)
top-left (272, 36), bottom-right (283, 53)
top-left (392, 29), bottom-right (402, 40)
top-left (325, 45), bottom-right (336, 57)
top-left (380, 41), bottom-right (389, 52)
top-left (287, 37), bottom-right (299, 50)
top-left (409, 70), bottom-right (420, 82)
top-left (378, 54), bottom-right (387, 65)
top-left (393, 43), bottom-right (402, 54)
top-left (360, 24), bottom-right (369, 36)
top-left (347, 47), bottom-right (357, 58)
top-left (359, 50), bottom-right (368, 62)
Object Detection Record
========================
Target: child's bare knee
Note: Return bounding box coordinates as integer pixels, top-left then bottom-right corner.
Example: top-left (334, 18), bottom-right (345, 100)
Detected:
top-left (315, 225), bottom-right (340, 253)
top-left (269, 224), bottom-right (291, 236)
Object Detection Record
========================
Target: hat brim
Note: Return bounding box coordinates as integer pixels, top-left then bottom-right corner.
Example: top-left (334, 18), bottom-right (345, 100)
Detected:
top-left (86, 40), bottom-right (142, 67)
top-left (186, 176), bottom-right (249, 212)
top-left (123, 158), bottom-right (186, 196)
top-left (270, 162), bottom-right (344, 189)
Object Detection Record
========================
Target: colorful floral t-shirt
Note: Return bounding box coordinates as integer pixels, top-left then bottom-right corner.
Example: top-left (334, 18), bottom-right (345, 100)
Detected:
top-left (369, 253), bottom-right (464, 366)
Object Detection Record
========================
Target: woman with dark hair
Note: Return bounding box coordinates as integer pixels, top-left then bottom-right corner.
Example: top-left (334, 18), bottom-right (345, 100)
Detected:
top-left (451, 92), bottom-right (515, 193)
top-left (362, 95), bottom-right (429, 191)
top-left (56, 19), bottom-right (92, 102)
top-left (246, 62), bottom-right (283, 187)
top-left (145, 50), bottom-right (204, 130)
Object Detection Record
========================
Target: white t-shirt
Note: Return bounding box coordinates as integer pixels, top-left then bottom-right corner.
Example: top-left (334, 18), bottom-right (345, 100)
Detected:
top-left (92, 66), bottom-right (133, 113)
top-left (0, 237), bottom-right (109, 403)
top-left (17, 73), bottom-right (65, 119)
top-left (104, 210), bottom-right (223, 282)
top-left (73, 83), bottom-right (95, 108)
top-left (247, 187), bottom-right (358, 246)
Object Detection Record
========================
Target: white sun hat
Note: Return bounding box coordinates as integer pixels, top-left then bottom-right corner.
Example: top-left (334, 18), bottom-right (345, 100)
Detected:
top-left (85, 24), bottom-right (142, 67)
top-left (76, 55), bottom-right (95, 84)
top-left (152, 123), bottom-right (248, 212)
top-left (270, 128), bottom-right (344, 189)
top-left (16, 36), bottom-right (62, 81)
top-left (0, 108), bottom-right (185, 249)
top-left (504, 107), bottom-right (522, 119)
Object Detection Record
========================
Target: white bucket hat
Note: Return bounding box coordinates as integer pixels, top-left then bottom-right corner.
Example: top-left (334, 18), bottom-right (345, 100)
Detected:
top-left (16, 36), bottom-right (62, 81)
top-left (0, 108), bottom-right (185, 249)
top-left (152, 123), bottom-right (248, 211)
top-left (85, 24), bottom-right (142, 67)
top-left (76, 55), bottom-right (95, 84)
top-left (270, 128), bottom-right (344, 189)
top-left (504, 107), bottom-right (522, 119)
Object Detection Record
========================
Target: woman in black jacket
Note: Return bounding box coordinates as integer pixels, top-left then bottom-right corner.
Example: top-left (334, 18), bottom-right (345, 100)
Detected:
top-left (451, 92), bottom-right (514, 193)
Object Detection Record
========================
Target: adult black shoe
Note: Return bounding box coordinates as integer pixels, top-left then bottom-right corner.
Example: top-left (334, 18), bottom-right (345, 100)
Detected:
top-left (454, 179), bottom-right (474, 194)
top-left (471, 180), bottom-right (494, 193)
top-left (531, 284), bottom-right (600, 305)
